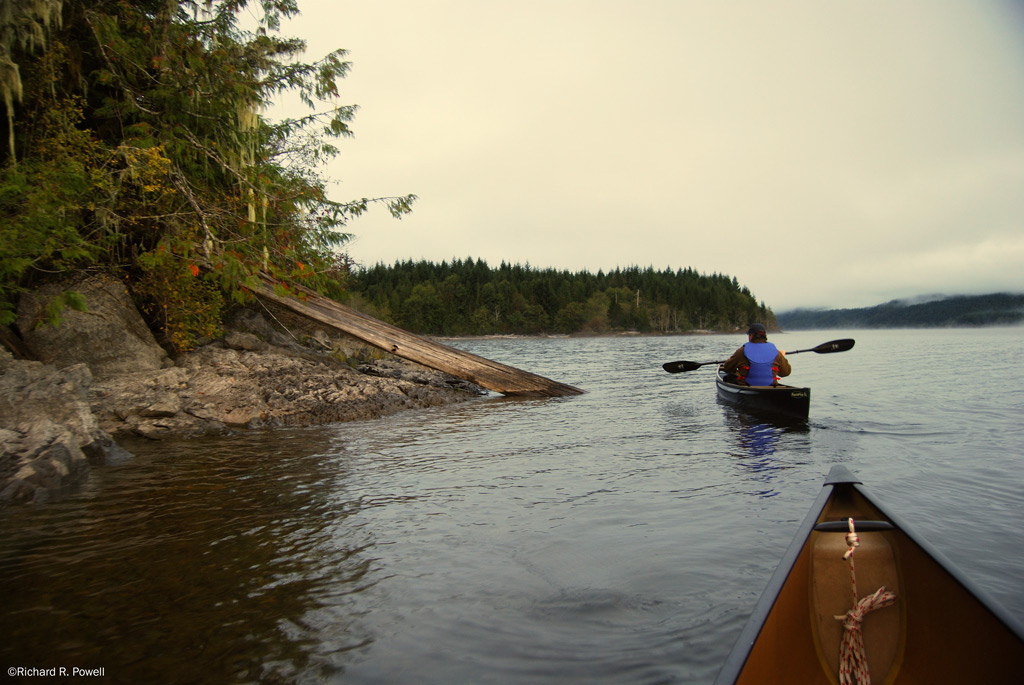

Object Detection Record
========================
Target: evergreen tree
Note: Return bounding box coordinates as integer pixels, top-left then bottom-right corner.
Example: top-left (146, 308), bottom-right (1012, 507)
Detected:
top-left (1, 0), bottom-right (413, 349)
top-left (350, 259), bottom-right (777, 336)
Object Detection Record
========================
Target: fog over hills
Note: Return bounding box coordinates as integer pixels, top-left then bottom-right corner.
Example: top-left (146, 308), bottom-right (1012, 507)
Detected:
top-left (776, 293), bottom-right (1024, 329)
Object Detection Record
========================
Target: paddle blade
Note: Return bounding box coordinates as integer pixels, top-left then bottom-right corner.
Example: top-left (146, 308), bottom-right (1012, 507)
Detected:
top-left (662, 360), bottom-right (717, 373)
top-left (811, 338), bottom-right (855, 354)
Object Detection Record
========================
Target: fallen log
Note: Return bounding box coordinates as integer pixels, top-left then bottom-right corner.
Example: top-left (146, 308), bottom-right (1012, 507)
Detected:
top-left (254, 276), bottom-right (584, 397)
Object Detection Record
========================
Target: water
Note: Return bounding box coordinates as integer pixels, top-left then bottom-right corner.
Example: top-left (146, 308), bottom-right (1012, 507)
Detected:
top-left (2, 328), bottom-right (1022, 683)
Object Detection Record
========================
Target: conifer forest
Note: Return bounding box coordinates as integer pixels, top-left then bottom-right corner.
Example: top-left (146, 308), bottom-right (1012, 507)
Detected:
top-left (348, 260), bottom-right (776, 336)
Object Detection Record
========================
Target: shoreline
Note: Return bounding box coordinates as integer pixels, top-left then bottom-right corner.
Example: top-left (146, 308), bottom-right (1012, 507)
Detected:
top-left (1, 276), bottom-right (484, 507)
top-left (1, 337), bottom-right (483, 507)
top-left (432, 329), bottom-right (727, 342)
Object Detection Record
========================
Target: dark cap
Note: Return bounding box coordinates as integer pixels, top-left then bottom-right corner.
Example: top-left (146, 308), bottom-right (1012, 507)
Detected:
top-left (747, 323), bottom-right (767, 338)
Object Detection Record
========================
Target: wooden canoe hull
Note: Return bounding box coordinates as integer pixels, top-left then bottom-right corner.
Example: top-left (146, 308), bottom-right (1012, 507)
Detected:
top-left (715, 465), bottom-right (1024, 684)
top-left (715, 368), bottom-right (810, 418)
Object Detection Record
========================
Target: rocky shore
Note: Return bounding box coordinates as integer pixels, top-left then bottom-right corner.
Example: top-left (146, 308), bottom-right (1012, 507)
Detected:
top-left (0, 275), bottom-right (484, 506)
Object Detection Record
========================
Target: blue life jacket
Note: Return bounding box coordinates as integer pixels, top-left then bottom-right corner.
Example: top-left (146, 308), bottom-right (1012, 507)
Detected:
top-left (742, 342), bottom-right (780, 386)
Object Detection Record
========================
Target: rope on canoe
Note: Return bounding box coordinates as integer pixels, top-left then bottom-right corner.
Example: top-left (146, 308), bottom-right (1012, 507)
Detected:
top-left (834, 517), bottom-right (897, 685)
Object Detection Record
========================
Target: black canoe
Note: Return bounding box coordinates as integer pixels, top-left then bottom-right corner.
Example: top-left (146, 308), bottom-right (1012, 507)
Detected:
top-left (715, 465), bottom-right (1024, 684)
top-left (715, 367), bottom-right (810, 419)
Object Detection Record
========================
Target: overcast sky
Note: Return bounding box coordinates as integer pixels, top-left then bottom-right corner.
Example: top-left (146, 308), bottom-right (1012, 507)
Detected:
top-left (268, 0), bottom-right (1024, 310)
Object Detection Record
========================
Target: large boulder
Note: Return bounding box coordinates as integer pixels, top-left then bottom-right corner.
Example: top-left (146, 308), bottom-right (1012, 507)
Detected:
top-left (0, 350), bottom-right (129, 505)
top-left (0, 420), bottom-right (91, 504)
top-left (16, 274), bottom-right (170, 380)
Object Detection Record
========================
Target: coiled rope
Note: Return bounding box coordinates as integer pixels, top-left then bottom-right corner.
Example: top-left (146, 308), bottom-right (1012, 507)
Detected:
top-left (834, 517), bottom-right (897, 685)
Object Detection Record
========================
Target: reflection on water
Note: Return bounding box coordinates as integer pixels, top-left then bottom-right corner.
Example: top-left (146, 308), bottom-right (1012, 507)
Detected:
top-left (720, 406), bottom-right (810, 498)
top-left (0, 429), bottom-right (381, 683)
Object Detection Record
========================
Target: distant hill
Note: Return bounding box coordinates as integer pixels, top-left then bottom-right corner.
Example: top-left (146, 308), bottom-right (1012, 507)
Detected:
top-left (777, 293), bottom-right (1024, 329)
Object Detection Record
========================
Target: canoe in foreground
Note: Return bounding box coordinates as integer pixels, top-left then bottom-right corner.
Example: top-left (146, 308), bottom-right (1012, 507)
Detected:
top-left (715, 465), bottom-right (1024, 684)
top-left (715, 368), bottom-right (810, 418)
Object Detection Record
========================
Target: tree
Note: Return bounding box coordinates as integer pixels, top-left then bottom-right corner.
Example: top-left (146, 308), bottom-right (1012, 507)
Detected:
top-left (399, 283), bottom-right (443, 333)
top-left (1, 1), bottom-right (414, 349)
top-left (554, 302), bottom-right (587, 333)
top-left (346, 258), bottom-right (777, 336)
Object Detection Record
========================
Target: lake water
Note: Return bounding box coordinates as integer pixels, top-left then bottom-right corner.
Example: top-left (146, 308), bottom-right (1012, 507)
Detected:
top-left (2, 328), bottom-right (1022, 683)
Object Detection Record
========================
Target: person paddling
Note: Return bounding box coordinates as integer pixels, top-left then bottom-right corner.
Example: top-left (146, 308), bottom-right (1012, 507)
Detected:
top-left (722, 323), bottom-right (791, 386)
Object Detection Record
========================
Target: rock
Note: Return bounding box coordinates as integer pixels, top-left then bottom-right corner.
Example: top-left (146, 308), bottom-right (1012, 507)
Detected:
top-left (223, 330), bottom-right (264, 352)
top-left (0, 349), bottom-right (130, 505)
top-left (0, 419), bottom-right (90, 504)
top-left (307, 328), bottom-right (334, 350)
top-left (226, 307), bottom-right (297, 348)
top-left (16, 274), bottom-right (170, 380)
top-left (140, 393), bottom-right (182, 417)
top-left (2, 295), bottom-right (484, 506)
top-left (85, 330), bottom-right (484, 439)
top-left (0, 353), bottom-right (108, 457)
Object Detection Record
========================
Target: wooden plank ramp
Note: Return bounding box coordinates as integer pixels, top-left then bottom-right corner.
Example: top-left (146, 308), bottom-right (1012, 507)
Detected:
top-left (254, 276), bottom-right (584, 397)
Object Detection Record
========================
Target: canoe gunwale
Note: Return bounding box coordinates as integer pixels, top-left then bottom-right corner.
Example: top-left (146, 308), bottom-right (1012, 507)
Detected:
top-left (713, 464), bottom-right (1024, 684)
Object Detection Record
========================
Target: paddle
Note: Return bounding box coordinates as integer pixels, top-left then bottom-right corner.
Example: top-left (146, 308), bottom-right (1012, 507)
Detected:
top-left (662, 338), bottom-right (855, 374)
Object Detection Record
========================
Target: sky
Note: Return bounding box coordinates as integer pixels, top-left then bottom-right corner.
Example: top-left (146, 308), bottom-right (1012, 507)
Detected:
top-left (265, 0), bottom-right (1024, 311)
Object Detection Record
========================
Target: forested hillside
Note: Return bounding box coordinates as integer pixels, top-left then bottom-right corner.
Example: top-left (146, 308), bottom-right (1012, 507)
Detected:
top-left (348, 259), bottom-right (776, 336)
top-left (777, 293), bottom-right (1024, 329)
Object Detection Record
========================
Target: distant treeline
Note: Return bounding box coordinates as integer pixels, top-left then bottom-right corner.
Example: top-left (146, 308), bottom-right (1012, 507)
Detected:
top-left (777, 293), bottom-right (1024, 329)
top-left (347, 259), bottom-right (776, 336)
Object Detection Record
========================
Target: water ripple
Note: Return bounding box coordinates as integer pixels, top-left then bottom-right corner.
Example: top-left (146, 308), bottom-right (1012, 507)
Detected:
top-left (2, 331), bottom-right (1022, 683)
